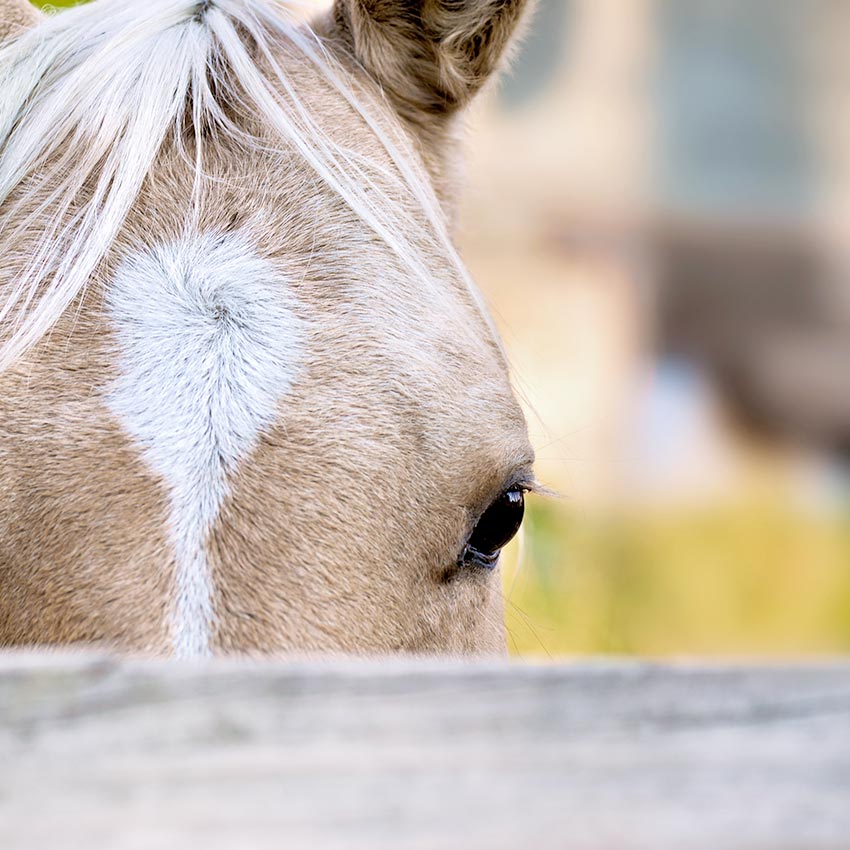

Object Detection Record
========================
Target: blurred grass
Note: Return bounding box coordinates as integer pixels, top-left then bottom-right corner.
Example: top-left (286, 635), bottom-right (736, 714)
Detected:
top-left (502, 499), bottom-right (850, 657)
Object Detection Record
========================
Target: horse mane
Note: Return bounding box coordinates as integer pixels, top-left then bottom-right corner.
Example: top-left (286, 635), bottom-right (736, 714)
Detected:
top-left (0, 0), bottom-right (493, 372)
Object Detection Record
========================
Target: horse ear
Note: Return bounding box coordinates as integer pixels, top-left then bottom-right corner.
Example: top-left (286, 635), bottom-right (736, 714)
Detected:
top-left (323, 0), bottom-right (533, 125)
top-left (0, 0), bottom-right (42, 44)
top-left (319, 0), bottom-right (532, 218)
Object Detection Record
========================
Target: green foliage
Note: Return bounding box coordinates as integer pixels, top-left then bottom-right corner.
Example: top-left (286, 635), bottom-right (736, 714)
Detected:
top-left (31, 0), bottom-right (87, 9)
top-left (503, 498), bottom-right (850, 657)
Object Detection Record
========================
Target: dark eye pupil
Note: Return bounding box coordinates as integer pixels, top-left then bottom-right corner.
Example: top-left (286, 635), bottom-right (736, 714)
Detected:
top-left (465, 487), bottom-right (525, 564)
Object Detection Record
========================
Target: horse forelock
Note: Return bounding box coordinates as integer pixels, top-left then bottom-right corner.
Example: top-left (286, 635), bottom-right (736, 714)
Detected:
top-left (0, 0), bottom-right (498, 372)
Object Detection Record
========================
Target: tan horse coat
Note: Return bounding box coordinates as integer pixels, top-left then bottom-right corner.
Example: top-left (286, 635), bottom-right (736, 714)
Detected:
top-left (0, 0), bottom-right (535, 655)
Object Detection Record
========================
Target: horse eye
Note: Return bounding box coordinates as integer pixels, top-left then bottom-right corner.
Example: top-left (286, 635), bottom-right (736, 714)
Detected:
top-left (462, 487), bottom-right (525, 569)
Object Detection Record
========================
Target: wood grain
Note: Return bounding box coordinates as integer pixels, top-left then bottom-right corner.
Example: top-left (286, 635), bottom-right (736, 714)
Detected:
top-left (2, 653), bottom-right (849, 849)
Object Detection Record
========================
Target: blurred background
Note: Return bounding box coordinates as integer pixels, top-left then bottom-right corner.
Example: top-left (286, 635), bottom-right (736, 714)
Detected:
top-left (33, 0), bottom-right (850, 656)
top-left (460, 0), bottom-right (850, 656)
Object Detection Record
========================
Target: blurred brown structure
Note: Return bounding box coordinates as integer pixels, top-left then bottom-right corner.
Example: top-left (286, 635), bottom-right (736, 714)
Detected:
top-left (464, 0), bottom-right (850, 502)
top-left (652, 217), bottom-right (850, 455)
top-left (647, 2), bottom-right (850, 457)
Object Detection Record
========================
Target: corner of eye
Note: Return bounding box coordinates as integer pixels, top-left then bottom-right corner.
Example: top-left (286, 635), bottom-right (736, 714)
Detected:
top-left (522, 478), bottom-right (560, 500)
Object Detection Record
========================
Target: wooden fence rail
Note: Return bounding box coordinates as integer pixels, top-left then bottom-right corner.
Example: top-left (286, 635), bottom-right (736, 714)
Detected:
top-left (2, 653), bottom-right (850, 849)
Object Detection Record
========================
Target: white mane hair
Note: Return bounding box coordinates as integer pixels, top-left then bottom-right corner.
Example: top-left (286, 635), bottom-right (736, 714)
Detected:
top-left (0, 0), bottom-right (496, 372)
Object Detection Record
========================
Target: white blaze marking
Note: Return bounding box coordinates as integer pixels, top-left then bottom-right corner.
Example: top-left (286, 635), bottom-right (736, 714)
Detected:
top-left (106, 232), bottom-right (304, 657)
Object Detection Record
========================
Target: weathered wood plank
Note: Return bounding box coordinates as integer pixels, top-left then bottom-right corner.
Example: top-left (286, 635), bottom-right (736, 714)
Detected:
top-left (1, 653), bottom-right (850, 849)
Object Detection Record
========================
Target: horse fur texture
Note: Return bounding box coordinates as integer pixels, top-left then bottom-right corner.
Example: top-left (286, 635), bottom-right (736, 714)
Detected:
top-left (328, 0), bottom-right (532, 118)
top-left (0, 0), bottom-right (39, 42)
top-left (0, 0), bottom-right (534, 656)
top-left (321, 0), bottom-right (532, 213)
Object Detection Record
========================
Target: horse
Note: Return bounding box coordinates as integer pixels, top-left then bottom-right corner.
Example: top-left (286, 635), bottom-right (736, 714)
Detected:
top-left (0, 0), bottom-right (537, 657)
